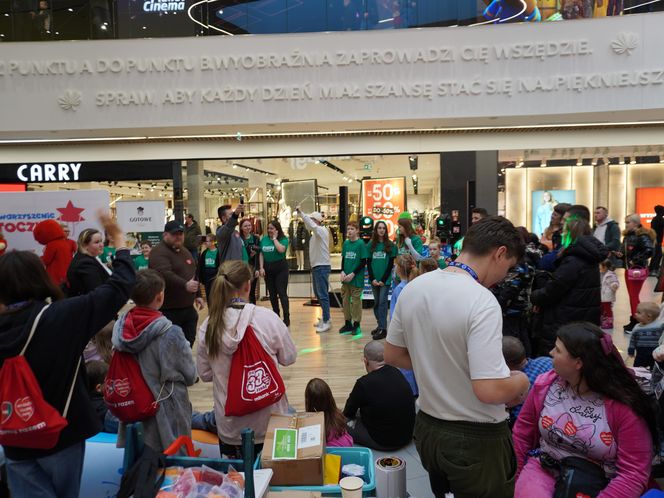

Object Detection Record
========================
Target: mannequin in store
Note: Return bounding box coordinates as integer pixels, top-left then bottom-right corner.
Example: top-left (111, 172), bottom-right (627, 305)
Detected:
top-left (295, 220), bottom-right (310, 270)
top-left (278, 199), bottom-right (292, 236)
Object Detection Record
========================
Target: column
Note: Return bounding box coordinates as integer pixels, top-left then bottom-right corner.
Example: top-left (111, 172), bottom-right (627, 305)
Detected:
top-left (440, 151), bottom-right (498, 233)
top-left (172, 160), bottom-right (184, 223)
top-left (186, 160), bottom-right (205, 223)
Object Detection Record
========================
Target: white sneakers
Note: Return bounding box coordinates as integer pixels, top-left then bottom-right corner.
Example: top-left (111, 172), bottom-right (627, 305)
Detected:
top-left (314, 317), bottom-right (323, 328)
top-left (315, 320), bottom-right (332, 333)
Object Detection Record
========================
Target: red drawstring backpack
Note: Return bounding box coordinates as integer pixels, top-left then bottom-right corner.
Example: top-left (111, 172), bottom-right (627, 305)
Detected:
top-left (0, 304), bottom-right (81, 449)
top-left (225, 319), bottom-right (285, 417)
top-left (103, 350), bottom-right (160, 423)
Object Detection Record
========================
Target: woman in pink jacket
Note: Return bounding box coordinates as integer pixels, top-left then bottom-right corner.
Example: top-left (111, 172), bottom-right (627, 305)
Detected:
top-left (513, 322), bottom-right (657, 498)
top-left (197, 260), bottom-right (297, 458)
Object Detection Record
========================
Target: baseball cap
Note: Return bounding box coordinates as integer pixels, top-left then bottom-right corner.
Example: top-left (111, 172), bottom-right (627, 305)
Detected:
top-left (164, 220), bottom-right (185, 233)
top-left (310, 212), bottom-right (324, 222)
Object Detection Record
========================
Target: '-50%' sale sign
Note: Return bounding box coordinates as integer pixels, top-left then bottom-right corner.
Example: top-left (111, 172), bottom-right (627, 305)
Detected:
top-left (362, 177), bottom-right (406, 238)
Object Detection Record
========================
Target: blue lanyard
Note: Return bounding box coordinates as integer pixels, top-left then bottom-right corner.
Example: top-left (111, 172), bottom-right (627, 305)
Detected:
top-left (447, 261), bottom-right (479, 282)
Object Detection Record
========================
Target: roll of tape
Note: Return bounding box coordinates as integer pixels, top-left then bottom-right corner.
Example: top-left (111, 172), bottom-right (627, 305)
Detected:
top-left (375, 456), bottom-right (407, 498)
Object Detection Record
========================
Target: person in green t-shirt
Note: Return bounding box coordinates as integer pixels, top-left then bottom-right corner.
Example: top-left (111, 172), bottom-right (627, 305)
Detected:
top-left (339, 222), bottom-right (368, 335)
top-left (395, 218), bottom-right (424, 260)
top-left (259, 220), bottom-right (290, 326)
top-left (240, 218), bottom-right (261, 305)
top-left (367, 221), bottom-right (396, 340)
top-left (133, 240), bottom-right (152, 271)
top-left (198, 234), bottom-right (219, 301)
top-left (428, 237), bottom-right (448, 270)
top-left (99, 236), bottom-right (116, 269)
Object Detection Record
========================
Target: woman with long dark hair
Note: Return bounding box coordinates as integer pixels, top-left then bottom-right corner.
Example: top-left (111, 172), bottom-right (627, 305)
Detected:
top-left (0, 214), bottom-right (135, 498)
top-left (240, 218), bottom-right (261, 305)
top-left (305, 378), bottom-right (353, 447)
top-left (197, 260), bottom-right (296, 458)
top-left (259, 220), bottom-right (290, 326)
top-left (513, 322), bottom-right (656, 498)
top-left (367, 221), bottom-right (396, 340)
top-left (531, 216), bottom-right (608, 356)
top-left (395, 217), bottom-right (424, 261)
top-left (617, 213), bottom-right (655, 331)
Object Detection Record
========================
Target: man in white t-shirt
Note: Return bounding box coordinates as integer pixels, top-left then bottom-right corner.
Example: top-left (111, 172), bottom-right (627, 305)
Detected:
top-left (295, 206), bottom-right (332, 332)
top-left (386, 216), bottom-right (530, 498)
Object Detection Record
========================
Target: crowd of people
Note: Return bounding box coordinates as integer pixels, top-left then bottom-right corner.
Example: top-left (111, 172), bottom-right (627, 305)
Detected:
top-left (1, 201), bottom-right (664, 498)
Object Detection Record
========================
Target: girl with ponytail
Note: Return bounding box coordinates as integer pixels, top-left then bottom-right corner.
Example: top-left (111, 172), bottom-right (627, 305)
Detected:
top-left (197, 260), bottom-right (297, 458)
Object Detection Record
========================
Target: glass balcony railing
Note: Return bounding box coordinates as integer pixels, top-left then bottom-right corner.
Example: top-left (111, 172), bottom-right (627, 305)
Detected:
top-left (0, 0), bottom-right (662, 43)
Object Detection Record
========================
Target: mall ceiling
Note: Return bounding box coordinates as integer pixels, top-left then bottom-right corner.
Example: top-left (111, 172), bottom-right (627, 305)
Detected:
top-left (200, 153), bottom-right (440, 195)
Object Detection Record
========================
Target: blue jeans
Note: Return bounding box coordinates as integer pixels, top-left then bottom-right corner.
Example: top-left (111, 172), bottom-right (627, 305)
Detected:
top-left (371, 284), bottom-right (389, 329)
top-left (312, 265), bottom-right (331, 322)
top-left (6, 441), bottom-right (85, 498)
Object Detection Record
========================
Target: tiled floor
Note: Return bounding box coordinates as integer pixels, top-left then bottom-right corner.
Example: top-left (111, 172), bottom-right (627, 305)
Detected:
top-left (188, 268), bottom-right (662, 497)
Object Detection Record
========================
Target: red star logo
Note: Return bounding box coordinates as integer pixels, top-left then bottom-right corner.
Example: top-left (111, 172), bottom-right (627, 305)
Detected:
top-left (57, 200), bottom-right (85, 223)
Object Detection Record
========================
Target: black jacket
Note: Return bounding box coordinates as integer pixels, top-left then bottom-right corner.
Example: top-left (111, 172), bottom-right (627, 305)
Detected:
top-left (622, 227), bottom-right (655, 268)
top-left (0, 250), bottom-right (135, 460)
top-left (66, 252), bottom-right (111, 296)
top-left (531, 235), bottom-right (608, 345)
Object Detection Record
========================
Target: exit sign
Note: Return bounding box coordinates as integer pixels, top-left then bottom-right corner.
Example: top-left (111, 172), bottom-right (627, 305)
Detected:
top-left (363, 163), bottom-right (372, 171)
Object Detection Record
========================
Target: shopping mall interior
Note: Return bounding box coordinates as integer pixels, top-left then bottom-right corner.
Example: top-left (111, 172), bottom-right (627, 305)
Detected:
top-left (2, 4), bottom-right (664, 498)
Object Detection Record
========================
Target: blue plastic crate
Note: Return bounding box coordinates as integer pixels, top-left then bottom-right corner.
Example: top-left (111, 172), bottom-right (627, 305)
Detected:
top-left (258, 446), bottom-right (375, 496)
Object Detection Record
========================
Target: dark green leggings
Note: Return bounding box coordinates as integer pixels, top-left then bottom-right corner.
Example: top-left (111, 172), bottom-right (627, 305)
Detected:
top-left (414, 411), bottom-right (516, 498)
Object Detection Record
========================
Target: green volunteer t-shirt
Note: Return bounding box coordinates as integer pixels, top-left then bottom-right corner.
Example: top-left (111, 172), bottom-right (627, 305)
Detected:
top-left (242, 244), bottom-right (249, 263)
top-left (204, 248), bottom-right (218, 269)
top-left (369, 241), bottom-right (397, 285)
top-left (342, 238), bottom-right (368, 288)
top-left (260, 236), bottom-right (288, 263)
top-left (133, 254), bottom-right (149, 271)
top-left (397, 235), bottom-right (423, 257)
top-left (100, 246), bottom-right (116, 264)
top-left (438, 257), bottom-right (448, 270)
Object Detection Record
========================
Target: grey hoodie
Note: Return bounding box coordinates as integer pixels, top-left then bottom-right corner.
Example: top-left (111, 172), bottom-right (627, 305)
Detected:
top-left (112, 308), bottom-right (197, 453)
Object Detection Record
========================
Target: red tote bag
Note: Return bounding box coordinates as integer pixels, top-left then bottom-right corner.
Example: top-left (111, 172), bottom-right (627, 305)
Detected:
top-left (225, 325), bottom-right (285, 417)
top-left (0, 305), bottom-right (80, 449)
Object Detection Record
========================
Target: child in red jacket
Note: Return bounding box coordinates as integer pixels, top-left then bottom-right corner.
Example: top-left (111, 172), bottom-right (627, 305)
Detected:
top-left (33, 219), bottom-right (74, 286)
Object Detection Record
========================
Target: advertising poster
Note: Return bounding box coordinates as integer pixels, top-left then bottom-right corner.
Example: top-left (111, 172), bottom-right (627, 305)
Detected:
top-left (115, 200), bottom-right (166, 253)
top-left (531, 189), bottom-right (576, 236)
top-left (362, 177), bottom-right (407, 239)
top-left (636, 187), bottom-right (664, 230)
top-left (0, 190), bottom-right (109, 254)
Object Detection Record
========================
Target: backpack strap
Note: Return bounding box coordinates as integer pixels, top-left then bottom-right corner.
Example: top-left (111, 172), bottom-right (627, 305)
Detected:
top-left (62, 356), bottom-right (82, 418)
top-left (19, 302), bottom-right (80, 418)
top-left (19, 303), bottom-right (51, 356)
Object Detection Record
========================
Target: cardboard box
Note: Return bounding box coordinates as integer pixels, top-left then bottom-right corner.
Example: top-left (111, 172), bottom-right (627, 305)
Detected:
top-left (261, 412), bottom-right (326, 486)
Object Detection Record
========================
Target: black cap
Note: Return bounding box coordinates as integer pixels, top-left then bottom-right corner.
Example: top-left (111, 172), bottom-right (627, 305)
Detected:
top-left (164, 220), bottom-right (184, 233)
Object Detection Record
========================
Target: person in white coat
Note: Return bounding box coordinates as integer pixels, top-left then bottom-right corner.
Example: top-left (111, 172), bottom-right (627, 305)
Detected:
top-left (295, 207), bottom-right (332, 332)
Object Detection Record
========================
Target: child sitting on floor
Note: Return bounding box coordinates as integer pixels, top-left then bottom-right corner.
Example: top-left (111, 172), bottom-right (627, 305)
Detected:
top-left (305, 378), bottom-right (353, 447)
top-left (628, 301), bottom-right (664, 369)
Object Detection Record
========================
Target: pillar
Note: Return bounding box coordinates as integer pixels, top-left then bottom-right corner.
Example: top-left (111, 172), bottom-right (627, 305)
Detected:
top-left (186, 160), bottom-right (205, 223)
top-left (440, 151), bottom-right (498, 233)
top-left (172, 160), bottom-right (184, 223)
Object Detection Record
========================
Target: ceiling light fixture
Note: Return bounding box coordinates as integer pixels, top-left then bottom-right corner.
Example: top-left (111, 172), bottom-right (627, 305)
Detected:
top-left (231, 163), bottom-right (276, 176)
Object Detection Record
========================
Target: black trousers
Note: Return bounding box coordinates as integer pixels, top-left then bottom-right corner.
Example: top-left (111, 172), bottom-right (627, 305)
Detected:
top-left (250, 277), bottom-right (259, 305)
top-left (264, 259), bottom-right (289, 321)
top-left (162, 306), bottom-right (198, 346)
